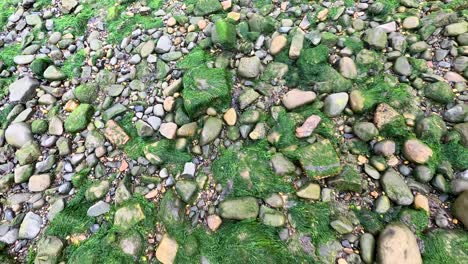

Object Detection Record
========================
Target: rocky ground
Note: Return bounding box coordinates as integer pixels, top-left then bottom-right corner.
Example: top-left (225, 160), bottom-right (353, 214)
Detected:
top-left (0, 0), bottom-right (467, 263)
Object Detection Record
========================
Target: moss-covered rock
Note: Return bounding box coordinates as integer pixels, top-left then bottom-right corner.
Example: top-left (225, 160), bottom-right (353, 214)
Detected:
top-left (31, 119), bottom-right (48, 134)
top-left (212, 19), bottom-right (236, 50)
top-left (422, 230), bottom-right (468, 263)
top-left (30, 57), bottom-right (53, 77)
top-left (297, 139), bottom-right (342, 179)
top-left (114, 203), bottom-right (145, 231)
top-left (182, 67), bottom-right (231, 117)
top-left (415, 115), bottom-right (447, 141)
top-left (74, 83), bottom-right (99, 104)
top-left (219, 197), bottom-right (259, 220)
top-left (328, 165), bottom-right (362, 193)
top-left (424, 81), bottom-right (454, 104)
top-left (193, 0), bottom-right (222, 16)
top-left (64, 104), bottom-right (94, 133)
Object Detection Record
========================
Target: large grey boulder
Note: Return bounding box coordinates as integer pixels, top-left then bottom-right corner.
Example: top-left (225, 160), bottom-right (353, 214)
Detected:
top-left (8, 76), bottom-right (39, 102)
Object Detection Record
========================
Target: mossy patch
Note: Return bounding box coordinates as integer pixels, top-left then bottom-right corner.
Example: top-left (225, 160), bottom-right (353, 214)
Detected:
top-left (182, 66), bottom-right (231, 117)
top-left (118, 112), bottom-right (153, 160)
top-left (398, 209), bottom-right (429, 236)
top-left (54, 4), bottom-right (95, 36)
top-left (176, 48), bottom-right (213, 70)
top-left (62, 49), bottom-right (86, 78)
top-left (0, 76), bottom-right (16, 101)
top-left (212, 141), bottom-right (293, 198)
top-left (422, 229), bottom-right (468, 263)
top-left (0, 0), bottom-right (17, 30)
top-left (0, 43), bottom-right (21, 68)
top-left (144, 140), bottom-right (192, 173)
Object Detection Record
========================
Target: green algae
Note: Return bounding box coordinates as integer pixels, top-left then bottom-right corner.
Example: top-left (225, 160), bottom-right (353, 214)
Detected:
top-left (0, 43), bottom-right (21, 68)
top-left (176, 48), bottom-right (213, 70)
top-left (212, 141), bottom-right (293, 198)
top-left (144, 139), bottom-right (192, 173)
top-left (62, 49), bottom-right (86, 78)
top-left (118, 112), bottom-right (153, 160)
top-left (54, 4), bottom-right (95, 36)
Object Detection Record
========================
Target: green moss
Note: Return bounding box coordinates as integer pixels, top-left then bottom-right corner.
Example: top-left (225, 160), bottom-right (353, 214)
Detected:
top-left (33, 0), bottom-right (51, 10)
top-left (30, 57), bottom-right (53, 78)
top-left (118, 113), bottom-right (153, 160)
top-left (147, 0), bottom-right (163, 9)
top-left (106, 11), bottom-right (163, 44)
top-left (380, 116), bottom-right (414, 146)
top-left (46, 182), bottom-right (94, 238)
top-left (212, 141), bottom-right (293, 198)
top-left (344, 0), bottom-right (355, 7)
top-left (64, 104), bottom-right (94, 133)
top-left (0, 76), bottom-right (16, 101)
top-left (344, 36), bottom-right (364, 53)
top-left (0, 104), bottom-right (14, 129)
top-left (212, 19), bottom-right (237, 50)
top-left (144, 140), bottom-right (192, 173)
top-left (62, 49), bottom-right (86, 78)
top-left (353, 208), bottom-right (385, 235)
top-left (0, 43), bottom-right (21, 68)
top-left (176, 48), bottom-right (212, 70)
top-left (398, 209), bottom-right (428, 236)
top-left (422, 230), bottom-right (468, 263)
top-left (0, 0), bottom-right (17, 30)
top-left (182, 66), bottom-right (231, 117)
top-left (54, 4), bottom-right (95, 36)
top-left (289, 201), bottom-right (336, 246)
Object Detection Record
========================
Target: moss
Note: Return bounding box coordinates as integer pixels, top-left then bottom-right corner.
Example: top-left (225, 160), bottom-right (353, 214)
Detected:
top-left (0, 104), bottom-right (13, 129)
top-left (64, 104), bottom-right (94, 133)
top-left (398, 209), bottom-right (428, 236)
top-left (106, 10), bottom-right (163, 44)
top-left (33, 0), bottom-right (51, 10)
top-left (54, 4), bottom-right (95, 36)
top-left (46, 182), bottom-right (94, 238)
top-left (182, 66), bottom-right (231, 117)
top-left (353, 208), bottom-right (385, 235)
top-left (0, 0), bottom-right (16, 30)
top-left (0, 76), bottom-right (16, 101)
top-left (380, 116), bottom-right (414, 146)
top-left (0, 43), bottom-right (21, 68)
top-left (147, 0), bottom-right (163, 9)
top-left (212, 141), bottom-right (293, 198)
top-left (422, 230), bottom-right (468, 263)
top-left (176, 48), bottom-right (212, 70)
top-left (289, 201), bottom-right (336, 246)
top-left (212, 19), bottom-right (237, 50)
top-left (344, 0), bottom-right (355, 7)
top-left (344, 36), bottom-right (364, 53)
top-left (30, 57), bottom-right (53, 77)
top-left (62, 49), bottom-right (86, 78)
top-left (144, 140), bottom-right (192, 173)
top-left (118, 112), bottom-right (153, 160)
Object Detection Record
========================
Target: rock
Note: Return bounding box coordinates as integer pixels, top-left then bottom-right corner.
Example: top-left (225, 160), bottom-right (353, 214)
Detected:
top-left (353, 122), bottom-right (378, 141)
top-left (34, 236), bottom-right (63, 264)
top-left (414, 194), bottom-right (429, 213)
top-left (289, 28), bottom-right (305, 59)
top-left (15, 140), bottom-right (41, 165)
top-left (365, 28), bottom-right (387, 50)
top-left (175, 180), bottom-right (197, 203)
top-left (19, 212), bottom-right (42, 239)
top-left (119, 232), bottom-right (142, 257)
top-left (48, 116), bottom-right (63, 136)
top-left (87, 201), bottom-right (111, 217)
top-left (194, 0), bottom-right (222, 16)
top-left (5, 122), bottom-right (32, 148)
top-left (296, 115), bottom-right (321, 138)
top-left (324, 92), bottom-right (349, 117)
top-left (271, 153), bottom-right (295, 176)
top-left (374, 103), bottom-right (400, 129)
top-left (339, 57), bottom-right (357, 79)
top-left (360, 233), bottom-right (375, 264)
top-left (212, 19), bottom-right (236, 50)
top-left (85, 181), bottom-right (110, 202)
top-left (140, 40), bottom-right (155, 58)
top-left (61, 0), bottom-right (78, 13)
top-left (114, 203), bottom-right (145, 230)
top-left (238, 88), bottom-right (260, 109)
top-left (328, 165), bottom-right (362, 193)
top-left (260, 207), bottom-right (286, 227)
top-left (270, 35), bottom-right (287, 55)
top-left (394, 56), bottom-right (412, 76)
top-left (43, 65), bottom-right (66, 81)
top-left (14, 164), bottom-right (34, 183)
top-left (156, 35), bottom-right (172, 53)
top-left (200, 117), bottom-right (223, 145)
top-left (156, 234), bottom-right (178, 264)
top-left (453, 191), bottom-right (468, 228)
top-left (28, 174), bottom-right (51, 192)
top-left (424, 81), bottom-right (454, 104)
top-left (74, 84), bottom-right (99, 103)
top-left (64, 104), bottom-right (94, 133)
top-left (282, 89), bottom-right (316, 110)
top-left (454, 123), bottom-right (468, 147)
top-left (374, 140), bottom-right (396, 157)
top-left (238, 56), bottom-right (262, 78)
top-left (402, 16), bottom-right (420, 29)
top-left (105, 120), bottom-right (130, 145)
top-left (331, 218), bottom-right (354, 234)
top-left (403, 139), bottom-right (433, 164)
top-left (377, 224), bottom-right (422, 264)
top-left (349, 90), bottom-right (365, 113)
top-left (223, 108), bottom-right (237, 126)
top-left (14, 55), bottom-right (35, 65)
top-left (159, 122), bottom-right (178, 139)
top-left (207, 215), bottom-right (222, 231)
top-left (445, 22), bottom-right (467, 36)
top-left (219, 197), bottom-right (259, 220)
top-left (8, 76), bottom-right (39, 103)
top-left (381, 169), bottom-right (414, 205)
top-left (135, 120), bottom-right (154, 137)
top-left (296, 183), bottom-right (321, 200)
top-left (297, 139), bottom-right (341, 179)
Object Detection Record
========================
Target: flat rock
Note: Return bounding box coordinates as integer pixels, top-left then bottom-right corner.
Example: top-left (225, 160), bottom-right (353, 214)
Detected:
top-left (19, 212), bottom-right (42, 239)
top-left (282, 89), bottom-right (316, 110)
top-left (377, 224), bottom-right (422, 264)
top-left (9, 76), bottom-right (39, 103)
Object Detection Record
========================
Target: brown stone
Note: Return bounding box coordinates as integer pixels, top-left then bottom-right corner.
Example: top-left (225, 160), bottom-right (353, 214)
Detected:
top-left (269, 35), bottom-right (288, 55)
top-left (223, 108), bottom-right (237, 126)
top-left (403, 139), bottom-right (433, 164)
top-left (156, 234), bottom-right (178, 264)
top-left (296, 115), bottom-right (321, 138)
top-left (414, 194), bottom-right (429, 213)
top-left (374, 103), bottom-right (400, 129)
top-left (282, 89), bottom-right (316, 110)
top-left (207, 215), bottom-right (222, 231)
top-left (104, 120), bottom-right (130, 146)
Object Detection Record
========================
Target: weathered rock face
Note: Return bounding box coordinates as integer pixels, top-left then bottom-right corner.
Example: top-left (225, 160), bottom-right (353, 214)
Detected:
top-left (377, 224), bottom-right (422, 264)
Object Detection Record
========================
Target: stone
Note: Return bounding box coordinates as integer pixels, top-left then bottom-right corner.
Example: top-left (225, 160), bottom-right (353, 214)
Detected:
top-left (323, 92), bottom-right (349, 117)
top-left (339, 57), bottom-right (357, 79)
top-left (61, 0), bottom-right (78, 13)
top-left (28, 174), bottom-right (51, 192)
top-left (114, 204), bottom-right (145, 230)
top-left (377, 224), bottom-right (422, 264)
top-left (34, 236), bottom-right (64, 264)
top-left (414, 194), bottom-right (429, 213)
top-left (64, 104), bottom-right (94, 133)
top-left (85, 180), bottom-right (110, 201)
top-left (14, 55), bottom-right (35, 65)
top-left (159, 122), bottom-right (178, 139)
top-left (200, 117), bottom-right (223, 145)
top-left (238, 88), bottom-right (260, 109)
top-left (14, 164), bottom-right (34, 183)
top-left (212, 19), bottom-right (236, 50)
top-left (156, 35), bottom-right (172, 53)
top-left (8, 76), bottom-right (39, 103)
top-left (105, 120), bottom-right (130, 146)
top-left (331, 218), bottom-right (354, 234)
top-left (453, 191), bottom-right (468, 228)
top-left (140, 40), bottom-right (155, 58)
top-left (328, 165), bottom-right (362, 193)
top-left (296, 115), bottom-right (321, 138)
top-left (238, 56), bottom-right (262, 78)
top-left (289, 28), bottom-right (305, 59)
top-left (156, 234), bottom-right (178, 264)
top-left (282, 89), bottom-right (316, 110)
top-left (297, 139), bottom-right (341, 179)
top-left (102, 104), bottom-right (127, 121)
top-left (271, 153), bottom-right (295, 176)
top-left (48, 116), bottom-right (63, 136)
top-left (135, 120), bottom-right (154, 137)
top-left (74, 83), bottom-right (99, 103)
top-left (194, 0), bottom-right (222, 16)
top-left (454, 123), bottom-right (468, 147)
top-left (381, 169), bottom-right (414, 206)
top-left (270, 35), bottom-right (287, 55)
top-left (360, 233), bottom-right (375, 264)
top-left (374, 140), bottom-right (396, 157)
top-left (260, 208), bottom-right (286, 227)
top-left (394, 56), bottom-right (412, 76)
top-left (445, 22), bottom-right (467, 36)
top-left (219, 197), bottom-right (259, 220)
top-left (223, 108), bottom-right (237, 126)
top-left (403, 139), bottom-right (433, 164)
top-left (402, 16), bottom-right (420, 29)
top-left (353, 122), bottom-right (378, 141)
top-left (296, 183), bottom-right (321, 200)
top-left (207, 215), bottom-right (222, 231)
top-left (15, 140), bottom-right (41, 165)
top-left (43, 65), bottom-right (66, 81)
top-left (5, 122), bottom-right (32, 148)
top-left (364, 28), bottom-right (387, 50)
top-left (87, 201), bottom-right (111, 217)
top-left (424, 81), bottom-right (454, 104)
top-left (373, 103), bottom-right (400, 129)
top-left (175, 180), bottom-right (197, 203)
top-left (19, 212), bottom-right (42, 239)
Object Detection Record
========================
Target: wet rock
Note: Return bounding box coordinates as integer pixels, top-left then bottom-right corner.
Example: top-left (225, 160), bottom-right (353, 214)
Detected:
top-left (377, 224), bottom-right (422, 264)
top-left (156, 234), bottom-right (178, 264)
top-left (381, 169), bottom-right (414, 205)
top-left (238, 56), bottom-right (262, 78)
top-left (219, 197), bottom-right (259, 220)
top-left (200, 117), bottom-right (222, 145)
top-left (114, 203), bottom-right (145, 230)
top-left (19, 212), bottom-right (42, 239)
top-left (8, 76), bottom-right (39, 103)
top-left (297, 139), bottom-right (341, 179)
top-left (5, 122), bottom-right (32, 148)
top-left (34, 236), bottom-right (63, 264)
top-left (403, 139), bottom-right (433, 164)
top-left (282, 89), bottom-right (316, 110)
